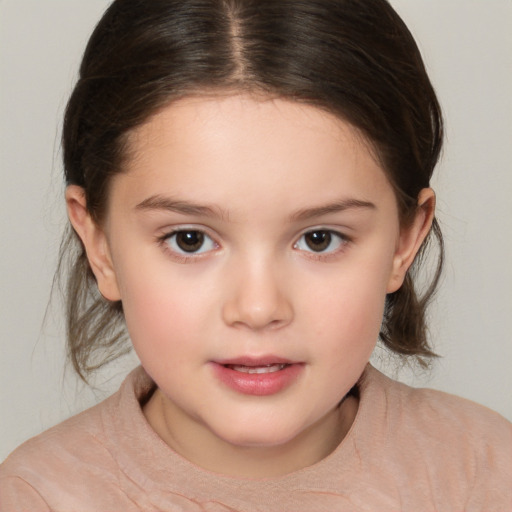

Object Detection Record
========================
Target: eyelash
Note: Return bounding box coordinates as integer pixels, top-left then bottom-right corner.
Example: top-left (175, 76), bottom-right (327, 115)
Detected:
top-left (157, 228), bottom-right (220, 263)
top-left (157, 227), bottom-right (350, 263)
top-left (293, 229), bottom-right (350, 260)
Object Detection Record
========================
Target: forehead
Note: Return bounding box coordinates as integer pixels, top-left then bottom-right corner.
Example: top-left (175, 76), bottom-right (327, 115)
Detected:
top-left (128, 93), bottom-right (374, 162)
top-left (113, 94), bottom-right (395, 217)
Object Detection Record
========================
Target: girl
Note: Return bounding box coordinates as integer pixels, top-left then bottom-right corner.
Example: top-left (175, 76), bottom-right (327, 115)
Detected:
top-left (1, 0), bottom-right (511, 510)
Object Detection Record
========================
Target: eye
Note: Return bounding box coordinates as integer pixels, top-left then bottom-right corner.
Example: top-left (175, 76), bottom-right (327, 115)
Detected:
top-left (294, 229), bottom-right (347, 254)
top-left (163, 229), bottom-right (217, 255)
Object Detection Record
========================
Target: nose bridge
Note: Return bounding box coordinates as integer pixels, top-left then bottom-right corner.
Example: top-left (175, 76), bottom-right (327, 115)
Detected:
top-left (222, 249), bottom-right (293, 330)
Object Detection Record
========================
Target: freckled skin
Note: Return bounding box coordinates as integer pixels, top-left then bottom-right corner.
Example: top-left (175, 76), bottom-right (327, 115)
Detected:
top-left (67, 94), bottom-right (433, 478)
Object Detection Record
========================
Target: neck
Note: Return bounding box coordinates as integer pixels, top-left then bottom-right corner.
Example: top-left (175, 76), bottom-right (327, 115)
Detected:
top-left (143, 389), bottom-right (358, 478)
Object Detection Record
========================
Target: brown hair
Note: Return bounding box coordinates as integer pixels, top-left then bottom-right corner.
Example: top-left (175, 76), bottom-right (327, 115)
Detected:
top-left (61, 0), bottom-right (444, 379)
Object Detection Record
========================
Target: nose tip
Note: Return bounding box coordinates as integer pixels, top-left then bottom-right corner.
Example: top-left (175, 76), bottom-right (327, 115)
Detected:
top-left (227, 304), bottom-right (288, 331)
top-left (222, 266), bottom-right (293, 331)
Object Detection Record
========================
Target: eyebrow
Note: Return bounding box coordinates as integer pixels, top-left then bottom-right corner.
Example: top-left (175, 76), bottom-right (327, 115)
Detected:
top-left (135, 195), bottom-right (229, 221)
top-left (135, 195), bottom-right (375, 222)
top-left (290, 199), bottom-right (376, 222)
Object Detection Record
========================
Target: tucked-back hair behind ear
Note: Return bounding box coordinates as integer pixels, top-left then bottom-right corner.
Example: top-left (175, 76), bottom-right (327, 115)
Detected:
top-left (62, 0), bottom-right (443, 380)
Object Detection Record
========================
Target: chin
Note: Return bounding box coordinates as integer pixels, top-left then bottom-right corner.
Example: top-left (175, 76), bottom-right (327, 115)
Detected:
top-left (213, 420), bottom-right (307, 450)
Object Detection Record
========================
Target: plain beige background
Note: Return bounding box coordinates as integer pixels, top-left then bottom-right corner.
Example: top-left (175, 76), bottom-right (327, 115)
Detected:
top-left (1, 0), bottom-right (511, 461)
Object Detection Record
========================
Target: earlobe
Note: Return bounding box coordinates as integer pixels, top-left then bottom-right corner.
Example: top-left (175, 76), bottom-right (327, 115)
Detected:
top-left (65, 185), bottom-right (121, 301)
top-left (387, 188), bottom-right (436, 293)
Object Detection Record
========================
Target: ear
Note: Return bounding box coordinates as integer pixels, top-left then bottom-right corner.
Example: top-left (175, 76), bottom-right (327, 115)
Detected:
top-left (387, 188), bottom-right (436, 293)
top-left (65, 185), bottom-right (121, 301)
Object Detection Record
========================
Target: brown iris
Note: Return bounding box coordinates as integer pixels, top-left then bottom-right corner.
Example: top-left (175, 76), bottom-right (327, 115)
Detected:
top-left (175, 231), bottom-right (205, 252)
top-left (304, 230), bottom-right (332, 252)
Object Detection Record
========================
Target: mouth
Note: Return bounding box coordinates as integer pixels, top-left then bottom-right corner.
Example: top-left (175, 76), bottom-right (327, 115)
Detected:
top-left (215, 355), bottom-right (295, 372)
top-left (224, 363), bottom-right (290, 374)
top-left (211, 357), bottom-right (303, 396)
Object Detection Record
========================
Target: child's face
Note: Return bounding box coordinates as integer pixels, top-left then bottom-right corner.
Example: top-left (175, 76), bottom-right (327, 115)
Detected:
top-left (70, 94), bottom-right (431, 474)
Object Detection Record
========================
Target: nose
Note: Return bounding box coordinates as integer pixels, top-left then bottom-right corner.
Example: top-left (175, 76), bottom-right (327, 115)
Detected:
top-left (221, 258), bottom-right (294, 331)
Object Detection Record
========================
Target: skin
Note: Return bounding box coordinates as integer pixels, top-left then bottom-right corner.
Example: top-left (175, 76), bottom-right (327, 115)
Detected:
top-left (67, 94), bottom-right (434, 478)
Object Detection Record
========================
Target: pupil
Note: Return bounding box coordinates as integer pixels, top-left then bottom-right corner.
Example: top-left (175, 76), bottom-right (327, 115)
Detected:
top-left (176, 231), bottom-right (204, 252)
top-left (305, 231), bottom-right (331, 252)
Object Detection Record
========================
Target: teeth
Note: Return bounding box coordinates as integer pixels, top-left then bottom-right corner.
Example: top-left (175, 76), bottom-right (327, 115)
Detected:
top-left (229, 364), bottom-right (287, 374)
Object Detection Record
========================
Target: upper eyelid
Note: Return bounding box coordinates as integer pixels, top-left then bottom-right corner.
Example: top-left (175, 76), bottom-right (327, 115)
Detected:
top-left (295, 226), bottom-right (349, 240)
top-left (159, 224), bottom-right (218, 239)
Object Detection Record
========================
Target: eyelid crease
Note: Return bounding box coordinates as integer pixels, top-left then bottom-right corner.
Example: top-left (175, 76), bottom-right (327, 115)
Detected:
top-left (157, 224), bottom-right (217, 237)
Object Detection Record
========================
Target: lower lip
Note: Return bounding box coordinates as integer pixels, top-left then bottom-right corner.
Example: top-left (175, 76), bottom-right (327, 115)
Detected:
top-left (210, 363), bottom-right (304, 396)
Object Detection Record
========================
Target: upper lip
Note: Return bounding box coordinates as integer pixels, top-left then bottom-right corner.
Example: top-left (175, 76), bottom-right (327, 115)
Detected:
top-left (214, 356), bottom-right (297, 366)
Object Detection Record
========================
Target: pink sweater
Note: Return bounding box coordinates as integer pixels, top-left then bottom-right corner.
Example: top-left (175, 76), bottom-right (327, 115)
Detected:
top-left (1, 365), bottom-right (511, 511)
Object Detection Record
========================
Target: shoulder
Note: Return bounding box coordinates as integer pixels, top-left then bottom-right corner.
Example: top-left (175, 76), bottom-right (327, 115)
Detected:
top-left (0, 391), bottom-right (118, 480)
top-left (372, 367), bottom-right (512, 442)
top-left (0, 397), bottom-right (114, 511)
top-left (0, 366), bottom-right (153, 511)
top-left (358, 365), bottom-right (512, 508)
top-left (0, 475), bottom-right (51, 511)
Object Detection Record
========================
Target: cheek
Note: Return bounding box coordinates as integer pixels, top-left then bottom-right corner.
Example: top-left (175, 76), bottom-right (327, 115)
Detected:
top-left (316, 249), bottom-right (392, 308)
top-left (114, 257), bottom-right (212, 358)
top-left (317, 287), bottom-right (385, 348)
top-left (303, 257), bottom-right (392, 354)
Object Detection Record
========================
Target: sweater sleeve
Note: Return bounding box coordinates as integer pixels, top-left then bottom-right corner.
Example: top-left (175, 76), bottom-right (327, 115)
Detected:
top-left (0, 476), bottom-right (51, 512)
top-left (464, 416), bottom-right (512, 512)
